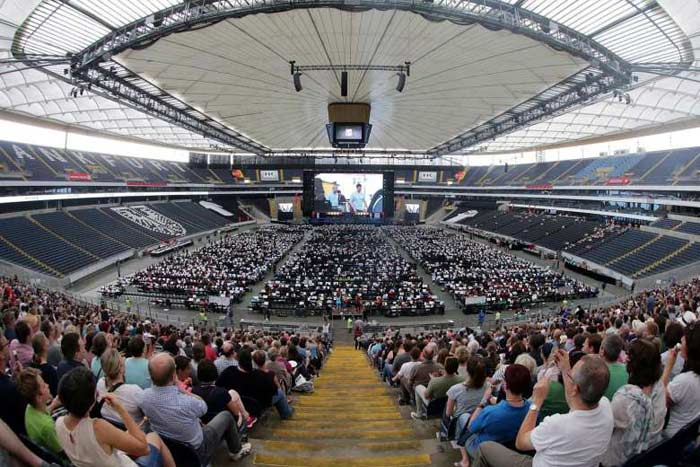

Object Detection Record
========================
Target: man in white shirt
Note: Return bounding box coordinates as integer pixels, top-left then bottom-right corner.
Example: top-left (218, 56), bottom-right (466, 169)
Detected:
top-left (472, 351), bottom-right (614, 467)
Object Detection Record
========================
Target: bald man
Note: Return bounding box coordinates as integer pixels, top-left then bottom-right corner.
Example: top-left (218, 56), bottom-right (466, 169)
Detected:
top-left (140, 353), bottom-right (251, 464)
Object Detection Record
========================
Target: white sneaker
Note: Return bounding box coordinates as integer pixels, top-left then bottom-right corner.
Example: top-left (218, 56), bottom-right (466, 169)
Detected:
top-left (410, 412), bottom-right (424, 420)
top-left (229, 442), bottom-right (252, 461)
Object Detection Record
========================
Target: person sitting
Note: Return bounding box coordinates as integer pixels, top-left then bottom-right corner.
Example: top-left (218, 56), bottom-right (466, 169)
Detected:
top-left (455, 364), bottom-right (532, 467)
top-left (97, 349), bottom-right (146, 426)
top-left (9, 320), bottom-right (34, 368)
top-left (29, 333), bottom-right (58, 397)
top-left (17, 368), bottom-right (63, 456)
top-left (174, 355), bottom-right (193, 393)
top-left (217, 349), bottom-right (293, 419)
top-left (602, 339), bottom-right (666, 466)
top-left (662, 321), bottom-right (700, 436)
top-left (472, 351), bottom-right (614, 467)
top-left (125, 336), bottom-right (151, 389)
top-left (55, 366), bottom-right (175, 467)
top-left (56, 333), bottom-right (85, 383)
top-left (601, 335), bottom-right (628, 400)
top-left (407, 345), bottom-right (442, 404)
top-left (140, 353), bottom-right (251, 465)
top-left (191, 360), bottom-right (249, 427)
top-left (90, 332), bottom-right (109, 379)
top-left (395, 347), bottom-right (421, 404)
top-left (0, 334), bottom-right (27, 435)
top-left (215, 342), bottom-right (238, 375)
top-left (445, 356), bottom-right (487, 440)
top-left (412, 357), bottom-right (463, 419)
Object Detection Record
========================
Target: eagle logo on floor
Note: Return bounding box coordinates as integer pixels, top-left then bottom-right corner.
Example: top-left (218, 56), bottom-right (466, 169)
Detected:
top-left (111, 205), bottom-right (186, 236)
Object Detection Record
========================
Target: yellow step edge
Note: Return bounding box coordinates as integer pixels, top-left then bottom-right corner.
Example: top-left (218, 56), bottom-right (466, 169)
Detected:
top-left (261, 440), bottom-right (420, 452)
top-left (253, 453), bottom-right (432, 467)
top-left (270, 428), bottom-right (416, 440)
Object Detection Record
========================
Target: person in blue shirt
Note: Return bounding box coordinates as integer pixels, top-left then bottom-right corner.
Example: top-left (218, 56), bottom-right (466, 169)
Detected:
top-left (349, 183), bottom-right (366, 212)
top-left (478, 309), bottom-right (486, 328)
top-left (326, 182), bottom-right (340, 209)
top-left (455, 364), bottom-right (532, 467)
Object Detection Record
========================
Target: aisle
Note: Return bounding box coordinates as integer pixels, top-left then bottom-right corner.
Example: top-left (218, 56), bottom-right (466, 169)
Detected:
top-left (252, 346), bottom-right (433, 466)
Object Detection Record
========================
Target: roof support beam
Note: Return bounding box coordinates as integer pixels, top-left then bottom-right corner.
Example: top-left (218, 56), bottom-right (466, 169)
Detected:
top-left (12, 0), bottom-right (635, 154)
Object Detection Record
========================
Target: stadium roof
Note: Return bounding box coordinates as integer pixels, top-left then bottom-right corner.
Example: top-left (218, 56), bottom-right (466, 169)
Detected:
top-left (0, 0), bottom-right (697, 155)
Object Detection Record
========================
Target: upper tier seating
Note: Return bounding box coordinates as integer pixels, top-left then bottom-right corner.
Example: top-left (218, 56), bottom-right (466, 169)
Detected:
top-left (0, 217), bottom-right (96, 276)
top-left (4, 139), bottom-right (700, 187)
top-left (643, 242), bottom-right (700, 276)
top-left (31, 212), bottom-right (129, 259)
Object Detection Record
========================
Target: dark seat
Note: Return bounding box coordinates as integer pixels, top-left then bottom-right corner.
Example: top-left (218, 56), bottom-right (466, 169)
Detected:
top-left (621, 415), bottom-right (700, 467)
top-left (426, 396), bottom-right (447, 418)
top-left (160, 435), bottom-right (203, 467)
top-left (19, 433), bottom-right (71, 467)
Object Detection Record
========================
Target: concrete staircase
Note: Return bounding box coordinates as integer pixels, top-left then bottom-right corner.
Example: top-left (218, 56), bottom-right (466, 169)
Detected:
top-left (251, 346), bottom-right (434, 466)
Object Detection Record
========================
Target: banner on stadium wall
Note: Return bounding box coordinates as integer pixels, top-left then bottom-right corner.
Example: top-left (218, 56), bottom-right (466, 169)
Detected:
top-left (606, 177), bottom-right (631, 185)
top-left (418, 171), bottom-right (437, 182)
top-left (260, 170), bottom-right (279, 181)
top-left (125, 181), bottom-right (167, 187)
top-left (111, 205), bottom-right (186, 236)
top-left (526, 183), bottom-right (553, 190)
top-left (67, 172), bottom-right (91, 181)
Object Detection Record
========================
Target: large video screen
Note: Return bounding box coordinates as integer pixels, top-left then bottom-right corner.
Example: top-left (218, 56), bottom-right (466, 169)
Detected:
top-left (314, 173), bottom-right (383, 214)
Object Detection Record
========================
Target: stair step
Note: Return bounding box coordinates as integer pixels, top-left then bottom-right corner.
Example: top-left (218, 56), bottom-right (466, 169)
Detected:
top-left (280, 420), bottom-right (400, 430)
top-left (270, 427), bottom-right (416, 440)
top-left (253, 453), bottom-right (431, 466)
top-left (261, 439), bottom-right (420, 452)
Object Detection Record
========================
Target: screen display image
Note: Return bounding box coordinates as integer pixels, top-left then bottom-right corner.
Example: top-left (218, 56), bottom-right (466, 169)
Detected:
top-left (334, 124), bottom-right (363, 141)
top-left (405, 203), bottom-right (420, 214)
top-left (278, 202), bottom-right (293, 213)
top-left (314, 173), bottom-right (383, 214)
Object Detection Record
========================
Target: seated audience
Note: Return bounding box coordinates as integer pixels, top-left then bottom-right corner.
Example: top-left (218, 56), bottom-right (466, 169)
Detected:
top-left (601, 335), bottom-right (628, 400)
top-left (56, 333), bottom-right (85, 383)
top-left (17, 368), bottom-right (63, 456)
top-left (192, 360), bottom-right (249, 426)
top-left (10, 320), bottom-right (33, 367)
top-left (445, 356), bottom-right (487, 437)
top-left (662, 321), bottom-right (700, 436)
top-left (0, 334), bottom-right (27, 435)
top-left (472, 352), bottom-right (613, 467)
top-left (124, 336), bottom-right (151, 389)
top-left (56, 367), bottom-right (174, 467)
top-left (455, 364), bottom-right (532, 467)
top-left (140, 353), bottom-right (251, 464)
top-left (29, 332), bottom-right (58, 397)
top-left (97, 349), bottom-right (146, 426)
top-left (602, 339), bottom-right (666, 466)
top-left (412, 356), bottom-right (463, 419)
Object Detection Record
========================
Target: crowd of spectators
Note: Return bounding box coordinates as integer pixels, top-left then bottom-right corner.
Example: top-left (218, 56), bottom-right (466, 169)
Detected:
top-left (361, 276), bottom-right (700, 466)
top-left (127, 225), bottom-right (305, 302)
top-left (386, 226), bottom-right (598, 311)
top-left (255, 225), bottom-right (444, 318)
top-left (1, 275), bottom-right (330, 467)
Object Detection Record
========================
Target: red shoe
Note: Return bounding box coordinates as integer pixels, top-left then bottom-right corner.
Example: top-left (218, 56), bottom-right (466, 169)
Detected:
top-left (246, 416), bottom-right (257, 429)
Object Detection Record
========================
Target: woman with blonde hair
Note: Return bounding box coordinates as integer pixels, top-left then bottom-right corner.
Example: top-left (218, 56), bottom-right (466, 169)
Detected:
top-left (96, 349), bottom-right (146, 426)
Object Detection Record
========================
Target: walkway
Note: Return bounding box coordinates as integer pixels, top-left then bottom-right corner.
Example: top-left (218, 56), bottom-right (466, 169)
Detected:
top-left (251, 345), bottom-right (437, 466)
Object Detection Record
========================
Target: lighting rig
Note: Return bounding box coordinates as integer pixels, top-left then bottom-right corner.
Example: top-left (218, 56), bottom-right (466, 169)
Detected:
top-left (289, 61), bottom-right (411, 94)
